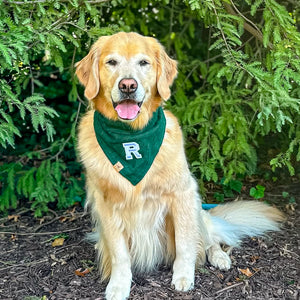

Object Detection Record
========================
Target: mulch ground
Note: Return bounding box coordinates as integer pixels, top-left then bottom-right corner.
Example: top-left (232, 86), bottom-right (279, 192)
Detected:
top-left (0, 183), bottom-right (299, 300)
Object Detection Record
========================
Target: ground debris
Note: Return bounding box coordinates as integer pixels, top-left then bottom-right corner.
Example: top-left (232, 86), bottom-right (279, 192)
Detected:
top-left (0, 205), bottom-right (299, 300)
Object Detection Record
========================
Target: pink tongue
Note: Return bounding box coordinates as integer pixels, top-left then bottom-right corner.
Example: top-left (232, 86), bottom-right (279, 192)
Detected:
top-left (115, 101), bottom-right (140, 120)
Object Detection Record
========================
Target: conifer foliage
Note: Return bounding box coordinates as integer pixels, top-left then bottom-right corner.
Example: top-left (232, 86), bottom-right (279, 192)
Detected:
top-left (0, 0), bottom-right (299, 215)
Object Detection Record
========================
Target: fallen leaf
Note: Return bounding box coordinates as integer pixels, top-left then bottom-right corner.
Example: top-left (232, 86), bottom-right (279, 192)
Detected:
top-left (10, 234), bottom-right (17, 241)
top-left (59, 216), bottom-right (68, 223)
top-left (250, 255), bottom-right (260, 263)
top-left (239, 267), bottom-right (253, 277)
top-left (75, 268), bottom-right (91, 277)
top-left (39, 217), bottom-right (46, 225)
top-left (8, 215), bottom-right (19, 222)
top-left (67, 206), bottom-right (76, 216)
top-left (51, 237), bottom-right (65, 247)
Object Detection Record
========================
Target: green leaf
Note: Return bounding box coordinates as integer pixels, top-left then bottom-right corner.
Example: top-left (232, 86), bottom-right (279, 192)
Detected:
top-left (250, 185), bottom-right (265, 199)
top-left (229, 180), bottom-right (243, 193)
top-left (214, 192), bottom-right (225, 203)
top-left (282, 191), bottom-right (289, 198)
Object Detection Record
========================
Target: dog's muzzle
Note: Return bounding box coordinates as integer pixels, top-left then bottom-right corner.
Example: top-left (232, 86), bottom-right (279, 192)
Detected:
top-left (112, 78), bottom-right (144, 120)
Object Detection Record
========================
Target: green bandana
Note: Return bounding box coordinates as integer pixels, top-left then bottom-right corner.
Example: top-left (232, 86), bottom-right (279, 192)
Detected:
top-left (93, 107), bottom-right (166, 186)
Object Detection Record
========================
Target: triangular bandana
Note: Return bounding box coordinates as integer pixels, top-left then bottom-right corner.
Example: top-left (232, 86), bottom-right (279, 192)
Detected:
top-left (93, 107), bottom-right (166, 186)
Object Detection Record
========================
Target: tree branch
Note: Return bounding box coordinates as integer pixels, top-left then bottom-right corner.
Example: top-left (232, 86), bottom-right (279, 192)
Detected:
top-left (223, 1), bottom-right (273, 49)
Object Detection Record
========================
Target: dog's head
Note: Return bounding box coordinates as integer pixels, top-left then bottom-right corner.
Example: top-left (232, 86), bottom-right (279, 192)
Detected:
top-left (75, 32), bottom-right (177, 126)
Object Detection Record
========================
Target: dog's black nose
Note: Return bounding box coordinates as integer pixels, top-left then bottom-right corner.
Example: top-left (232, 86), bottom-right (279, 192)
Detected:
top-left (118, 78), bottom-right (138, 93)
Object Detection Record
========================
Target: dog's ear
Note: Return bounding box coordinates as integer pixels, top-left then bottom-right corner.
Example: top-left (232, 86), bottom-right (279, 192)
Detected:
top-left (156, 45), bottom-right (178, 100)
top-left (75, 37), bottom-right (109, 100)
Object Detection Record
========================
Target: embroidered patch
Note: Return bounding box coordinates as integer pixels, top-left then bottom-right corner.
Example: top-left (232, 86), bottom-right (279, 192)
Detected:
top-left (122, 142), bottom-right (142, 160)
top-left (113, 161), bottom-right (124, 172)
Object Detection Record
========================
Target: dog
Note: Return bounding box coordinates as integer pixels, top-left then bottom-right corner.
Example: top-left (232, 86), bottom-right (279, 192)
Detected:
top-left (75, 32), bottom-right (284, 300)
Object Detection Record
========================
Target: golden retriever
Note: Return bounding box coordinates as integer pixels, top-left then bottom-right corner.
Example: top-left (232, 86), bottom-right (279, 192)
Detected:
top-left (75, 32), bottom-right (284, 300)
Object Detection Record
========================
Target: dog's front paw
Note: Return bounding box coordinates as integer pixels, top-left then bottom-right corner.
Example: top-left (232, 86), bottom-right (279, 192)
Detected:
top-left (105, 281), bottom-right (131, 300)
top-left (207, 246), bottom-right (231, 270)
top-left (171, 276), bottom-right (194, 291)
top-left (172, 256), bottom-right (195, 292)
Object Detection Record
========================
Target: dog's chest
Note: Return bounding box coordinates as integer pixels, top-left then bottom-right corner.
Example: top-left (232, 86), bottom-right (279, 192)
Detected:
top-left (126, 193), bottom-right (168, 271)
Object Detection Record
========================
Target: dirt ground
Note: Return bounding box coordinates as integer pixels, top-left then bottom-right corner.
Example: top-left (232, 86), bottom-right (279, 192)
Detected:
top-left (0, 183), bottom-right (299, 300)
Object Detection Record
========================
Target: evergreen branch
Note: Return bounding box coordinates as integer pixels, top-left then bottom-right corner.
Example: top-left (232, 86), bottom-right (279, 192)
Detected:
top-left (211, 1), bottom-right (232, 55)
top-left (26, 0), bottom-right (109, 50)
top-left (230, 0), bottom-right (262, 36)
top-left (223, 1), bottom-right (273, 49)
top-left (3, 0), bottom-right (110, 4)
top-left (56, 21), bottom-right (88, 32)
top-left (180, 35), bottom-right (255, 89)
top-left (211, 0), bottom-right (244, 70)
top-left (51, 101), bottom-right (82, 161)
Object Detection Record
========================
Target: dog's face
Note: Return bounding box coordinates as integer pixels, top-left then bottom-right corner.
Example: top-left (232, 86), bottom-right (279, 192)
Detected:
top-left (76, 32), bottom-right (177, 125)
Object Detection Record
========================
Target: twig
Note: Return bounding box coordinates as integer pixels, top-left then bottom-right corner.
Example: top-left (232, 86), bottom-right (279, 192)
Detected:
top-left (77, 93), bottom-right (88, 106)
top-left (229, 0), bottom-right (262, 37)
top-left (86, 0), bottom-right (110, 2)
top-left (166, 0), bottom-right (175, 52)
top-left (27, 8), bottom-right (77, 50)
top-left (179, 35), bottom-right (254, 91)
top-left (29, 64), bottom-right (35, 95)
top-left (0, 249), bottom-right (15, 256)
top-left (0, 259), bottom-right (17, 266)
top-left (0, 209), bottom-right (31, 224)
top-left (57, 21), bottom-right (88, 32)
top-left (212, 1), bottom-right (234, 58)
top-left (34, 210), bottom-right (59, 232)
top-left (223, 1), bottom-right (273, 49)
top-left (0, 227), bottom-right (84, 236)
top-left (0, 258), bottom-right (48, 272)
top-left (215, 281), bottom-right (244, 295)
top-left (34, 210), bottom-right (84, 233)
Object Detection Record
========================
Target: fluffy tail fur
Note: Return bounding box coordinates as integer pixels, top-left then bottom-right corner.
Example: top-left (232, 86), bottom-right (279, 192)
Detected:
top-left (203, 201), bottom-right (285, 247)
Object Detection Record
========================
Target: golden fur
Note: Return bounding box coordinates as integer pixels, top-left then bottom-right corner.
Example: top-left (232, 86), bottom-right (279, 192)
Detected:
top-left (76, 32), bottom-right (284, 300)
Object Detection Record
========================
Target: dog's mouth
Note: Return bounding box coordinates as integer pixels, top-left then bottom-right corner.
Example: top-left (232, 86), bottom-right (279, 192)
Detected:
top-left (112, 99), bottom-right (143, 120)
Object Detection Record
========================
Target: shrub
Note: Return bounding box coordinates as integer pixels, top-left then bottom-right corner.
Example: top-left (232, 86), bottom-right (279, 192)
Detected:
top-left (0, 0), bottom-right (299, 216)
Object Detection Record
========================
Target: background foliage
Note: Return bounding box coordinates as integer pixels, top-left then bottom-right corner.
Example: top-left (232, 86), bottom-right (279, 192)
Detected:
top-left (0, 0), bottom-right (299, 216)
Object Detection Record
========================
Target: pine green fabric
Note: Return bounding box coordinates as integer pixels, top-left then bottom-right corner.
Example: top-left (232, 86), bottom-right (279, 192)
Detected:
top-left (93, 107), bottom-right (166, 186)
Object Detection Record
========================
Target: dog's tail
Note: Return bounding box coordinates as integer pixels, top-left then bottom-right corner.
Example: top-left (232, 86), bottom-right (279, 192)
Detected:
top-left (203, 201), bottom-right (285, 247)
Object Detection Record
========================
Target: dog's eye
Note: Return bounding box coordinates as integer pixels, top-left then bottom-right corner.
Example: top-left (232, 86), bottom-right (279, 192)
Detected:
top-left (106, 59), bottom-right (118, 66)
top-left (139, 60), bottom-right (149, 66)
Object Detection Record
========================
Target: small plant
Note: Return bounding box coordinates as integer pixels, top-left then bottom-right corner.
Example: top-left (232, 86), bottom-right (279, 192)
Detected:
top-left (282, 191), bottom-right (295, 204)
top-left (213, 192), bottom-right (225, 203)
top-left (249, 185), bottom-right (265, 199)
top-left (213, 179), bottom-right (243, 202)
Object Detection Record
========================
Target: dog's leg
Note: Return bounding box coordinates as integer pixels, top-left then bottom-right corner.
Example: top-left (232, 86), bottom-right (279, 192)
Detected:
top-left (104, 234), bottom-right (132, 300)
top-left (207, 243), bottom-right (231, 270)
top-left (169, 181), bottom-right (204, 292)
top-left (91, 199), bottom-right (132, 300)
